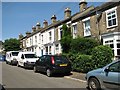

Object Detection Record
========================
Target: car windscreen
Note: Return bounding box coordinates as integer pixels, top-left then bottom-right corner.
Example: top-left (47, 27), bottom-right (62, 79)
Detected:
top-left (12, 52), bottom-right (19, 56)
top-left (54, 56), bottom-right (69, 64)
top-left (24, 54), bottom-right (37, 58)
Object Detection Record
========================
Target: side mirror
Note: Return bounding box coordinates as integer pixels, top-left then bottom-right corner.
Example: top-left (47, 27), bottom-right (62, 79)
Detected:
top-left (104, 68), bottom-right (109, 73)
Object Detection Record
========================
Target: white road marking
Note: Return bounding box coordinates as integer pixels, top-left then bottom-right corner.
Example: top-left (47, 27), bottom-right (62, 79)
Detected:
top-left (64, 76), bottom-right (87, 83)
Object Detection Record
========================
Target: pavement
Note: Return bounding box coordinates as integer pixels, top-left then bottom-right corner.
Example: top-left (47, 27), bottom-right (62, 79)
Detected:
top-left (65, 71), bottom-right (87, 82)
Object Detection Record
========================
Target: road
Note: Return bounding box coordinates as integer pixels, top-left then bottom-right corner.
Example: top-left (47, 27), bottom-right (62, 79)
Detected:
top-left (2, 62), bottom-right (87, 89)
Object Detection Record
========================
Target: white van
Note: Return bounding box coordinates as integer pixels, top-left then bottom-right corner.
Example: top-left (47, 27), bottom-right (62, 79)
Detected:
top-left (6, 51), bottom-right (19, 65)
top-left (17, 52), bottom-right (39, 68)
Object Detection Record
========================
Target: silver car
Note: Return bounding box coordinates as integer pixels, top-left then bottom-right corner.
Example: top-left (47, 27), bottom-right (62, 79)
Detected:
top-left (86, 60), bottom-right (120, 90)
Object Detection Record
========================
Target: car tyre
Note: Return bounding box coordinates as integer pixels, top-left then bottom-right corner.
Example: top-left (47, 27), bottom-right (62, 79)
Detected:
top-left (17, 62), bottom-right (20, 67)
top-left (33, 66), bottom-right (38, 73)
top-left (88, 78), bottom-right (101, 90)
top-left (46, 69), bottom-right (52, 77)
top-left (6, 61), bottom-right (8, 64)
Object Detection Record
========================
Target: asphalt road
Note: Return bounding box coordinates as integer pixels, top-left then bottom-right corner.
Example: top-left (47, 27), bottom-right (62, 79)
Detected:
top-left (2, 62), bottom-right (87, 89)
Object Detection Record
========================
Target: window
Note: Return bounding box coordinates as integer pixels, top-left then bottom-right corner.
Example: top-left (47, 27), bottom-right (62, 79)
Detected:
top-left (106, 7), bottom-right (118, 28)
top-left (73, 24), bottom-right (77, 38)
top-left (117, 49), bottom-right (120, 55)
top-left (41, 35), bottom-right (43, 43)
top-left (45, 47), bottom-right (48, 55)
top-left (35, 36), bottom-right (37, 44)
top-left (83, 19), bottom-right (91, 37)
top-left (60, 28), bottom-right (63, 39)
top-left (39, 34), bottom-right (41, 42)
top-left (49, 31), bottom-right (52, 41)
top-left (55, 44), bottom-right (59, 51)
top-left (117, 43), bottom-right (120, 48)
top-left (49, 46), bottom-right (52, 55)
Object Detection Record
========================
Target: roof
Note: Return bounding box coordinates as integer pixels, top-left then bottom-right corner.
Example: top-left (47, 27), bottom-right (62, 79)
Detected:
top-left (20, 1), bottom-right (120, 40)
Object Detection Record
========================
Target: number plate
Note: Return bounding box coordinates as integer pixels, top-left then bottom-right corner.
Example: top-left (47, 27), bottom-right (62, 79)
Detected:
top-left (60, 64), bottom-right (67, 66)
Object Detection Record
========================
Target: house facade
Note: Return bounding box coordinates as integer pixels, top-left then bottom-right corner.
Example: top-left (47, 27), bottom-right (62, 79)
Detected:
top-left (19, 1), bottom-right (120, 59)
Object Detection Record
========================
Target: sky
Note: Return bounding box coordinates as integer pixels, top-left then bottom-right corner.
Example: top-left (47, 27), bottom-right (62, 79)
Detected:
top-left (1, 1), bottom-right (104, 41)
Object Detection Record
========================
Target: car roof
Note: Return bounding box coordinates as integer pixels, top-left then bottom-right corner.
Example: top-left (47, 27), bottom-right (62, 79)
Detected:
top-left (19, 52), bottom-right (35, 54)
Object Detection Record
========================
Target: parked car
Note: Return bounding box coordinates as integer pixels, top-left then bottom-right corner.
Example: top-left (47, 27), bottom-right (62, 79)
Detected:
top-left (0, 54), bottom-right (6, 61)
top-left (17, 52), bottom-right (39, 68)
top-left (86, 60), bottom-right (120, 90)
top-left (6, 51), bottom-right (19, 65)
top-left (33, 55), bottom-right (72, 77)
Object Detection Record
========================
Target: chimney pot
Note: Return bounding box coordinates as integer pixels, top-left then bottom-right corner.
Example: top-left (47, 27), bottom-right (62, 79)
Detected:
top-left (26, 31), bottom-right (31, 36)
top-left (36, 22), bottom-right (41, 30)
top-left (79, 0), bottom-right (87, 12)
top-left (32, 26), bottom-right (36, 32)
top-left (43, 20), bottom-right (48, 28)
top-left (64, 7), bottom-right (71, 19)
top-left (51, 15), bottom-right (57, 23)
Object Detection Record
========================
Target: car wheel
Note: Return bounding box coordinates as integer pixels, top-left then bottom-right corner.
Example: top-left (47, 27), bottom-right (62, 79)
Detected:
top-left (17, 62), bottom-right (20, 67)
top-left (33, 66), bottom-right (38, 73)
top-left (88, 78), bottom-right (101, 90)
top-left (6, 61), bottom-right (8, 64)
top-left (24, 63), bottom-right (27, 69)
top-left (46, 69), bottom-right (52, 77)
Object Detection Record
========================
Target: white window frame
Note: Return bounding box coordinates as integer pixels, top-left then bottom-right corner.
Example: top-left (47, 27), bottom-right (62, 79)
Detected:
top-left (105, 7), bottom-right (118, 28)
top-left (72, 22), bottom-right (77, 38)
top-left (82, 17), bottom-right (91, 37)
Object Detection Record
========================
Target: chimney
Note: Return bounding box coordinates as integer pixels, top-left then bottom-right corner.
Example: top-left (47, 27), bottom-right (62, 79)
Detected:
top-left (51, 15), bottom-right (57, 23)
top-left (32, 26), bottom-right (36, 32)
top-left (79, 0), bottom-right (87, 12)
top-left (19, 34), bottom-right (24, 40)
top-left (43, 20), bottom-right (48, 28)
top-left (64, 8), bottom-right (71, 19)
top-left (36, 22), bottom-right (41, 30)
top-left (26, 31), bottom-right (31, 36)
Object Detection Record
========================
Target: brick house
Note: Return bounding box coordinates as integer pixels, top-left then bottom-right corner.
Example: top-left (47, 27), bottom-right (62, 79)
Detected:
top-left (19, 1), bottom-right (120, 59)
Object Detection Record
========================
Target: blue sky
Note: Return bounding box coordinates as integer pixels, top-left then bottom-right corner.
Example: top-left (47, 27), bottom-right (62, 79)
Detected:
top-left (2, 2), bottom-right (103, 41)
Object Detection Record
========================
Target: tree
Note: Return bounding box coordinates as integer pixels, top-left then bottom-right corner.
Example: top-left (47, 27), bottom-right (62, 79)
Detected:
top-left (3, 38), bottom-right (21, 52)
top-left (60, 24), bottom-right (72, 53)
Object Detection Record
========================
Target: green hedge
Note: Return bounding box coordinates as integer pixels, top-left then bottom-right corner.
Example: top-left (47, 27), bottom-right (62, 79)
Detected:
top-left (63, 45), bottom-right (113, 73)
top-left (91, 45), bottom-right (113, 69)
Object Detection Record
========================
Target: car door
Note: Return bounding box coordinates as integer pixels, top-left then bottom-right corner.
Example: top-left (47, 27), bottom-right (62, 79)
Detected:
top-left (103, 61), bottom-right (120, 90)
top-left (37, 55), bottom-right (46, 72)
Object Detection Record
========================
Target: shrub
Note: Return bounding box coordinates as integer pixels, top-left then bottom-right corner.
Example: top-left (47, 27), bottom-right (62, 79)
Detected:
top-left (72, 54), bottom-right (92, 73)
top-left (91, 45), bottom-right (113, 69)
top-left (70, 37), bottom-right (100, 55)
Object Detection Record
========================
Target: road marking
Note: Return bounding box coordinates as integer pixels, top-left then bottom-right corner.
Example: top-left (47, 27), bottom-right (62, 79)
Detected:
top-left (64, 76), bottom-right (87, 83)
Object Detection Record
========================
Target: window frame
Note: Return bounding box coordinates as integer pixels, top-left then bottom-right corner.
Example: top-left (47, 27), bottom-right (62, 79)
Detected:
top-left (82, 17), bottom-right (91, 37)
top-left (106, 7), bottom-right (118, 28)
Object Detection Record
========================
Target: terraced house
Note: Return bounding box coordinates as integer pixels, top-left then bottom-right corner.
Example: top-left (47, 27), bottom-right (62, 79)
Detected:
top-left (19, 1), bottom-right (120, 59)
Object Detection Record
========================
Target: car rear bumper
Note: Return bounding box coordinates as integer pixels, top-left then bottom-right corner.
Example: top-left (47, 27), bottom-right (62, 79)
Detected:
top-left (52, 66), bottom-right (71, 74)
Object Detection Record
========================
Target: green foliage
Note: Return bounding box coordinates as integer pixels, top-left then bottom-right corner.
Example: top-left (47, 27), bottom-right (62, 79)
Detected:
top-left (60, 24), bottom-right (72, 53)
top-left (91, 45), bottom-right (113, 69)
top-left (72, 54), bottom-right (92, 73)
top-left (3, 38), bottom-right (21, 52)
top-left (70, 37), bottom-right (100, 55)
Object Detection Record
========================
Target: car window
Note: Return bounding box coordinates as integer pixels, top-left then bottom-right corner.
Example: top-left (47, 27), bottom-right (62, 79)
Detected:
top-left (24, 54), bottom-right (37, 58)
top-left (12, 52), bottom-right (19, 56)
top-left (21, 54), bottom-right (24, 59)
top-left (109, 61), bottom-right (120, 72)
top-left (54, 56), bottom-right (69, 64)
top-left (39, 56), bottom-right (45, 62)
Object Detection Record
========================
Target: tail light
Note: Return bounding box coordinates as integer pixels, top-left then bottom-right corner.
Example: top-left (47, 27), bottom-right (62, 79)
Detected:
top-left (51, 56), bottom-right (55, 64)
